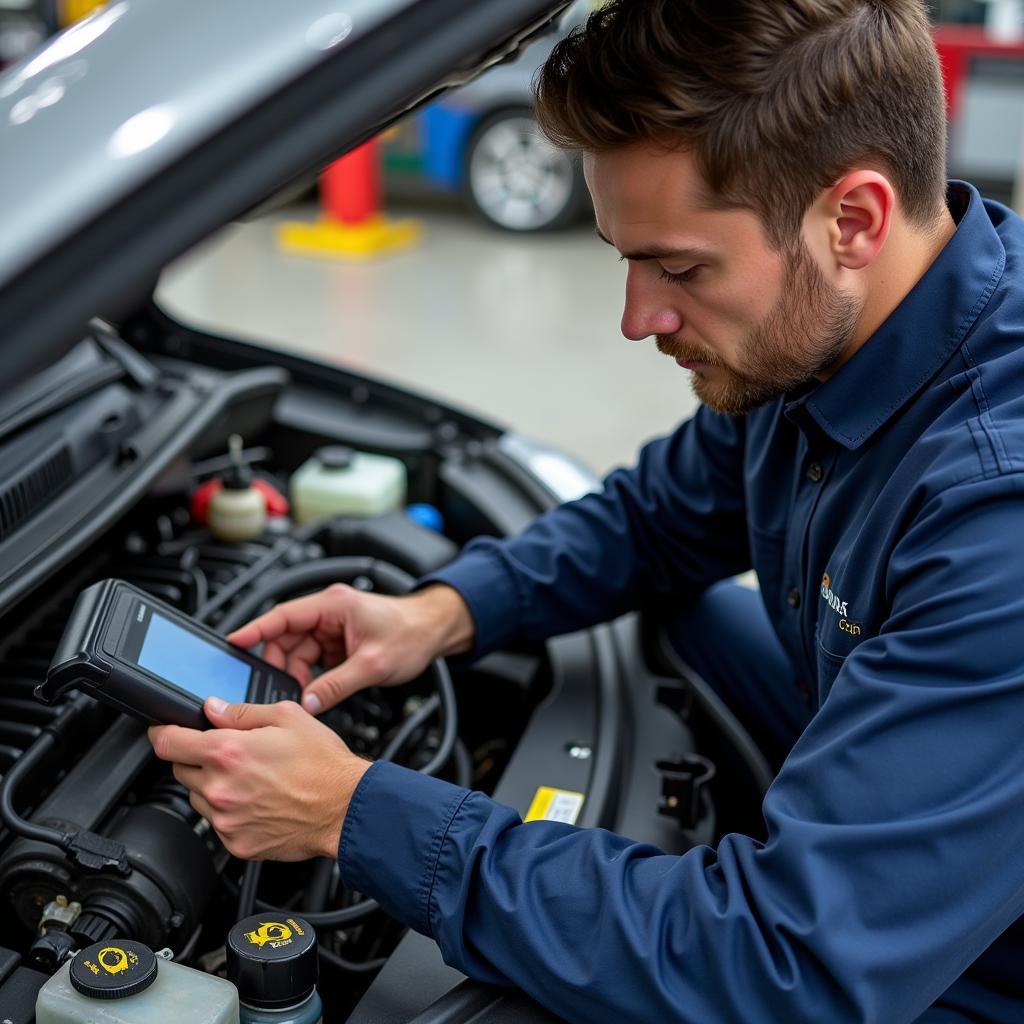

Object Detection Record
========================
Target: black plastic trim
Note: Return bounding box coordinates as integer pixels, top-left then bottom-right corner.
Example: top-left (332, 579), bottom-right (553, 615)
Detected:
top-left (0, 366), bottom-right (287, 611)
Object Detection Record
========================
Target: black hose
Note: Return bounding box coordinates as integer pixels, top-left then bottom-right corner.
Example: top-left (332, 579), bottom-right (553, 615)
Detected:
top-left (417, 675), bottom-right (457, 778)
top-left (379, 695), bottom-right (439, 762)
top-left (254, 894), bottom-right (379, 927)
top-left (176, 922), bottom-right (204, 964)
top-left (318, 944), bottom-right (387, 974)
top-left (0, 693), bottom-right (95, 850)
top-left (0, 731), bottom-right (68, 848)
top-left (238, 860), bottom-right (261, 920)
top-left (377, 682), bottom-right (457, 778)
top-left (304, 858), bottom-right (336, 914)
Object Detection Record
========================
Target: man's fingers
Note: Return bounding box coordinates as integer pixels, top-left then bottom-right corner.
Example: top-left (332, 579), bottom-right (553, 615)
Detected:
top-left (261, 640), bottom-right (287, 669)
top-left (204, 697), bottom-right (302, 731)
top-left (148, 724), bottom-right (208, 766)
top-left (301, 650), bottom-right (387, 714)
top-left (226, 621), bottom-right (263, 649)
top-left (283, 635), bottom-right (322, 681)
top-left (286, 659), bottom-right (313, 687)
top-left (226, 601), bottom-right (317, 647)
top-left (227, 589), bottom-right (347, 649)
top-left (188, 789), bottom-right (217, 824)
top-left (172, 761), bottom-right (205, 793)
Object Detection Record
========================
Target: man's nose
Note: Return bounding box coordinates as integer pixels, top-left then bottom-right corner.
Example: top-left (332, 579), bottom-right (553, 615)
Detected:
top-left (621, 267), bottom-right (683, 342)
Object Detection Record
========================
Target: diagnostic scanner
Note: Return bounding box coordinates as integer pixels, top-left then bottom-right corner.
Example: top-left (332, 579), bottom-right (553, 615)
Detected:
top-left (39, 579), bottom-right (301, 729)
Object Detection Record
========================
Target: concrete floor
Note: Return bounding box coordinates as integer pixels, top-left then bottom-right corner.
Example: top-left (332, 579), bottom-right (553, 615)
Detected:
top-left (158, 201), bottom-right (700, 476)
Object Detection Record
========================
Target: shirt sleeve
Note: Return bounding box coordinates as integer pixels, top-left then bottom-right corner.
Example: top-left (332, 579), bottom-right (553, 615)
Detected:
top-left (342, 474), bottom-right (1024, 1023)
top-left (420, 406), bottom-right (750, 659)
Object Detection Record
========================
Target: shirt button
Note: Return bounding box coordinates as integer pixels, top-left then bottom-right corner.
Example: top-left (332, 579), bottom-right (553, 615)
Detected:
top-left (787, 588), bottom-right (801, 609)
top-left (806, 461), bottom-right (823, 483)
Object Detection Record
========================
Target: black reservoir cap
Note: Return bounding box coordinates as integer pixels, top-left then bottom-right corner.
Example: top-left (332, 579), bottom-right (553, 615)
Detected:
top-left (69, 940), bottom-right (158, 1000)
top-left (226, 914), bottom-right (318, 1010)
top-left (316, 446), bottom-right (354, 471)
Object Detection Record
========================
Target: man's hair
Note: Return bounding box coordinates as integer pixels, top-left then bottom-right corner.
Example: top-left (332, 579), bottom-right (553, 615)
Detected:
top-left (534, 0), bottom-right (948, 247)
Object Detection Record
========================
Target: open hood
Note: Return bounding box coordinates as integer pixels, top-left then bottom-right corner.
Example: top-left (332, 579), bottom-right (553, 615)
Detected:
top-left (0, 0), bottom-right (573, 390)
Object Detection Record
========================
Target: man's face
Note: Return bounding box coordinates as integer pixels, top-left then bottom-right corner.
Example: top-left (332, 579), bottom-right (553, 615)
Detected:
top-left (586, 144), bottom-right (862, 415)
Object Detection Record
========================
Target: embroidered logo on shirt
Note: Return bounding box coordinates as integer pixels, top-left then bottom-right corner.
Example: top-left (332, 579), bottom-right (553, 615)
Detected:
top-left (821, 572), bottom-right (864, 636)
top-left (820, 572), bottom-right (848, 616)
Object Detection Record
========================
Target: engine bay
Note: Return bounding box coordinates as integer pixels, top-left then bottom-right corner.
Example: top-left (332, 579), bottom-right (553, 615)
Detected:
top-left (0, 317), bottom-right (747, 1023)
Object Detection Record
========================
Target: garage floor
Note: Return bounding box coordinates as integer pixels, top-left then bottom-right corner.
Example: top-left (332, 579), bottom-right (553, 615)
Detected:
top-left (158, 201), bottom-right (700, 476)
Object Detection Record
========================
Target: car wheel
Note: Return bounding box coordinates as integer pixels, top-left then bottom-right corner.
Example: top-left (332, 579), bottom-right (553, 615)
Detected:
top-left (464, 108), bottom-right (587, 232)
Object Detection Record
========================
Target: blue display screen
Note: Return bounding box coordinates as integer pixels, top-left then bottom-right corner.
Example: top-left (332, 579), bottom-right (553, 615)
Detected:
top-left (137, 612), bottom-right (251, 705)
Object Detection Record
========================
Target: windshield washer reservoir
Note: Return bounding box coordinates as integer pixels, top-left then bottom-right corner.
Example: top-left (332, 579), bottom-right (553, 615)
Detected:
top-left (291, 446), bottom-right (406, 521)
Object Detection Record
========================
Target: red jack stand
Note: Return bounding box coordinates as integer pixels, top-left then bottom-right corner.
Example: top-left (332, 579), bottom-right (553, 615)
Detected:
top-left (278, 139), bottom-right (422, 261)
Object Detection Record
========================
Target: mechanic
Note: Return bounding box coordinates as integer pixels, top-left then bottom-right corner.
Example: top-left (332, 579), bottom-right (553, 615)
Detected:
top-left (149, 1), bottom-right (1024, 1021)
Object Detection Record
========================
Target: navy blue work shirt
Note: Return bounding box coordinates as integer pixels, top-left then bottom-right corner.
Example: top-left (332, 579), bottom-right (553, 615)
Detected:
top-left (339, 182), bottom-right (1024, 1023)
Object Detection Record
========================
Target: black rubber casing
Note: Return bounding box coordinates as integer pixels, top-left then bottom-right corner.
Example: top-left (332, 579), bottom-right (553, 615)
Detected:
top-left (37, 578), bottom-right (301, 729)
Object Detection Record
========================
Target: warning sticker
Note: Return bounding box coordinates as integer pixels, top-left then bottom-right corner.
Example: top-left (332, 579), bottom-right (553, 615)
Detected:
top-left (525, 787), bottom-right (585, 825)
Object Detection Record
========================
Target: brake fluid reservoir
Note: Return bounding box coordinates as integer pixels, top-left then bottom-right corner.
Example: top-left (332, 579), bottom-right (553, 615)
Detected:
top-left (290, 446), bottom-right (406, 522)
top-left (208, 435), bottom-right (268, 543)
top-left (35, 940), bottom-right (239, 1023)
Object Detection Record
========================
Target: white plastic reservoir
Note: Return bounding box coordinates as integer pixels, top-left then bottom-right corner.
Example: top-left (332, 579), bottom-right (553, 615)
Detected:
top-left (290, 446), bottom-right (407, 522)
top-left (36, 940), bottom-right (239, 1024)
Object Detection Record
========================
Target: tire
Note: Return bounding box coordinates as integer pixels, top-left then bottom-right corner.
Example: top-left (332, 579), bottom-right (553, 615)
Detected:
top-left (463, 108), bottom-right (587, 232)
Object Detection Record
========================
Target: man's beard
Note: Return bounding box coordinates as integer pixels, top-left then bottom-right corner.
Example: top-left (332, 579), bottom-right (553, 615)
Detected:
top-left (657, 243), bottom-right (862, 416)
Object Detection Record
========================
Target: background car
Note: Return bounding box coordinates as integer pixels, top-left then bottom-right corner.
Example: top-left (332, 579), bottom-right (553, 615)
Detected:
top-left (382, 1), bottom-right (594, 232)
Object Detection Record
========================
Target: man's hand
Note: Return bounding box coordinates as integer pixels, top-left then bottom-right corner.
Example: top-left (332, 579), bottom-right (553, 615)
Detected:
top-left (227, 582), bottom-right (474, 715)
top-left (148, 697), bottom-right (370, 862)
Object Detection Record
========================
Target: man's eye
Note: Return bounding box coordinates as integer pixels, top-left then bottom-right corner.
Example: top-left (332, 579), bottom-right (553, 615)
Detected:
top-left (659, 267), bottom-right (700, 285)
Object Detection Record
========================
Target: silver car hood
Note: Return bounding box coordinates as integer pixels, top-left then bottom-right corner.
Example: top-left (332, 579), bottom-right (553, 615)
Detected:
top-left (0, 0), bottom-right (572, 387)
top-left (0, 0), bottom-right (415, 287)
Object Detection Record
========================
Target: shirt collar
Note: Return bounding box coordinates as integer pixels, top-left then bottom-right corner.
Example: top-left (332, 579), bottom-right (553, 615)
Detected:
top-left (784, 181), bottom-right (1006, 451)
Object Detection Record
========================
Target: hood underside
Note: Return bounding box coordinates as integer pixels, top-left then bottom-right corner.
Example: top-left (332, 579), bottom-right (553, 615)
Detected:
top-left (0, 0), bottom-right (574, 390)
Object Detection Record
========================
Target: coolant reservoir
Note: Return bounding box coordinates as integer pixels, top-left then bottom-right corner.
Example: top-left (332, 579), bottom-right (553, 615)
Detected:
top-left (36, 940), bottom-right (239, 1023)
top-left (290, 446), bottom-right (407, 522)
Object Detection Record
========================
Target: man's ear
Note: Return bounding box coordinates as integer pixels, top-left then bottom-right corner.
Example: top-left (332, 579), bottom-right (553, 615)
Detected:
top-left (821, 170), bottom-right (895, 271)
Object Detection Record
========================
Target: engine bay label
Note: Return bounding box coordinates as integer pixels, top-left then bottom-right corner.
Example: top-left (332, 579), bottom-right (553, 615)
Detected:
top-left (525, 787), bottom-right (585, 825)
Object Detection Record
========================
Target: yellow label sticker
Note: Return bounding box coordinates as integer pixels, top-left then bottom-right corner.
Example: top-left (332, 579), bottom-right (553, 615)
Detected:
top-left (84, 947), bottom-right (138, 977)
top-left (244, 921), bottom-right (293, 949)
top-left (525, 787), bottom-right (585, 825)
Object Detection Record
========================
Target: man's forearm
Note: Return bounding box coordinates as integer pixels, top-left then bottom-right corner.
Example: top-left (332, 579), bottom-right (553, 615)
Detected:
top-left (406, 584), bottom-right (476, 658)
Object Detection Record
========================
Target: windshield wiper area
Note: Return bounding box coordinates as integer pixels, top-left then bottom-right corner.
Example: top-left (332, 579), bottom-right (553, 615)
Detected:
top-left (0, 322), bottom-right (158, 445)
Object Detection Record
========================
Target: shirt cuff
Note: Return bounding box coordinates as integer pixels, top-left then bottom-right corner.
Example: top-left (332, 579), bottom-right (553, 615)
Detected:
top-left (417, 541), bottom-right (522, 660)
top-left (338, 759), bottom-right (474, 937)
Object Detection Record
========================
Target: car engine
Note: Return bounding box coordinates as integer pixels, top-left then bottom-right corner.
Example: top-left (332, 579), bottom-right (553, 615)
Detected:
top-left (0, 320), bottom-right (754, 1022)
